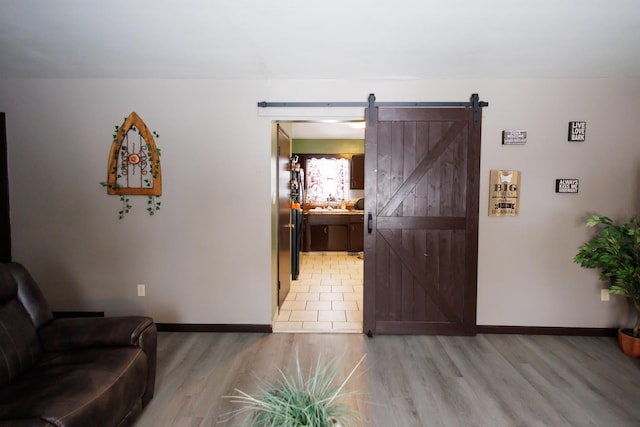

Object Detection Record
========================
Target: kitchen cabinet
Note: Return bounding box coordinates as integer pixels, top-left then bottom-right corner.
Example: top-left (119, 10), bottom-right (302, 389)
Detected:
top-left (350, 154), bottom-right (364, 189)
top-left (348, 222), bottom-right (364, 252)
top-left (309, 224), bottom-right (349, 251)
top-left (309, 225), bottom-right (329, 251)
top-left (304, 212), bottom-right (364, 252)
top-left (328, 225), bottom-right (348, 251)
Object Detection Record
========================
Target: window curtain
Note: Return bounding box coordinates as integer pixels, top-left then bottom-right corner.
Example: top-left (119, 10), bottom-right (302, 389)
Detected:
top-left (305, 157), bottom-right (349, 203)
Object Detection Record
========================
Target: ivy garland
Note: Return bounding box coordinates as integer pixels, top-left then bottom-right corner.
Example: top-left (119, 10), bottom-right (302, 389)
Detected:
top-left (100, 122), bottom-right (162, 219)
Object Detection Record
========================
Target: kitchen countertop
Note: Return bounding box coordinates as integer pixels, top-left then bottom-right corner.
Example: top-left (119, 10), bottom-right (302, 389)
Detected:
top-left (304, 210), bottom-right (364, 226)
top-left (305, 208), bottom-right (364, 214)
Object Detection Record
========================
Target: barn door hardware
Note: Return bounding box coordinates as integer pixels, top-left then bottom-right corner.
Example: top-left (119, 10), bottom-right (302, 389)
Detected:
top-left (258, 93), bottom-right (489, 125)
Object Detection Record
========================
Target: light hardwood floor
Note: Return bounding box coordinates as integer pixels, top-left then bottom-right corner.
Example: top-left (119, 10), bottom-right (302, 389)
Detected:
top-left (134, 332), bottom-right (640, 426)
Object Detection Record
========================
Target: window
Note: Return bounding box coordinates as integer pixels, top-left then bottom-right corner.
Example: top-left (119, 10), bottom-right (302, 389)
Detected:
top-left (305, 157), bottom-right (350, 203)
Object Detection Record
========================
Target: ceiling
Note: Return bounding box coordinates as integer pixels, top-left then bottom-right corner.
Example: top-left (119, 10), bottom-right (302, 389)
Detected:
top-left (1, 0), bottom-right (639, 81)
top-left (1, 1), bottom-right (638, 139)
top-left (290, 122), bottom-right (365, 140)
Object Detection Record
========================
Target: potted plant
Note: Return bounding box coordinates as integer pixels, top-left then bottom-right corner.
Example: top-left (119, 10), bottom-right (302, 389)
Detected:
top-left (574, 214), bottom-right (640, 357)
top-left (220, 353), bottom-right (365, 426)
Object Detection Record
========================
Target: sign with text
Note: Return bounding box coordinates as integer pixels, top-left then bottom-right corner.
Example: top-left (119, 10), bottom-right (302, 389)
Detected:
top-left (489, 170), bottom-right (521, 217)
top-left (502, 130), bottom-right (527, 145)
top-left (568, 121), bottom-right (586, 141)
top-left (555, 179), bottom-right (579, 193)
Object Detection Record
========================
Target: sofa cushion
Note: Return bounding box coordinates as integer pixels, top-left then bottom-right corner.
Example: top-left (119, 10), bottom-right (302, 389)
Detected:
top-left (0, 347), bottom-right (148, 427)
top-left (0, 299), bottom-right (43, 386)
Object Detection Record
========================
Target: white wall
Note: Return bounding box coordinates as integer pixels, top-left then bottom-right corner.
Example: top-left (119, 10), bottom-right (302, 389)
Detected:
top-left (1, 78), bottom-right (639, 328)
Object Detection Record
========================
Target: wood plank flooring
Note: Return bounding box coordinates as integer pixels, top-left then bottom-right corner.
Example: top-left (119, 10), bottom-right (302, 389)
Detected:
top-left (134, 332), bottom-right (640, 427)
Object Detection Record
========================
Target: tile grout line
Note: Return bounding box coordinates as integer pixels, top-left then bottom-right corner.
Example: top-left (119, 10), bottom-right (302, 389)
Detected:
top-left (275, 253), bottom-right (363, 333)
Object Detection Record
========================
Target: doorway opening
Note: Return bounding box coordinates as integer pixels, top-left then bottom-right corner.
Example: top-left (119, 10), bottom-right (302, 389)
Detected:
top-left (274, 120), bottom-right (365, 333)
top-left (267, 94), bottom-right (486, 336)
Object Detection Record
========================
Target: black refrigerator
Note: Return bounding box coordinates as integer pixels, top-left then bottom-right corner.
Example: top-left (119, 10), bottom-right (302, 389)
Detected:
top-left (290, 157), bottom-right (303, 280)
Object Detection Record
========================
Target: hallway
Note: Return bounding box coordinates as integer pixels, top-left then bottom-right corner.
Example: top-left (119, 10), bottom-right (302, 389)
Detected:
top-left (273, 252), bottom-right (363, 333)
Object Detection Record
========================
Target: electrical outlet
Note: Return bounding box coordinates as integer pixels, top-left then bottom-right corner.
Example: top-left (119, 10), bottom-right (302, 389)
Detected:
top-left (601, 288), bottom-right (610, 301)
top-left (137, 284), bottom-right (145, 297)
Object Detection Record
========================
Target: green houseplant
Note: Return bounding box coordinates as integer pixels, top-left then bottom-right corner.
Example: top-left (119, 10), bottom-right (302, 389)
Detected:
top-left (221, 353), bottom-right (365, 426)
top-left (573, 214), bottom-right (640, 357)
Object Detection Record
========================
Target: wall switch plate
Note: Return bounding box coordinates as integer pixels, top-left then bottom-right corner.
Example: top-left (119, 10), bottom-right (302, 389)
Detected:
top-left (601, 288), bottom-right (610, 301)
top-left (137, 284), bottom-right (145, 297)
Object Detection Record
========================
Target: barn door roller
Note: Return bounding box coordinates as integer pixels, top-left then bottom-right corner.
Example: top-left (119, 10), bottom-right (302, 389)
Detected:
top-left (258, 93), bottom-right (488, 124)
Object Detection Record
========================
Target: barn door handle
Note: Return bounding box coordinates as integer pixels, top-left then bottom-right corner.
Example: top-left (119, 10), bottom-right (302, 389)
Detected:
top-left (367, 213), bottom-right (373, 234)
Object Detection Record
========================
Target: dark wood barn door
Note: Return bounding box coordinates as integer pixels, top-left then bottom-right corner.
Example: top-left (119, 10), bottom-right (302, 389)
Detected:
top-left (363, 107), bottom-right (481, 335)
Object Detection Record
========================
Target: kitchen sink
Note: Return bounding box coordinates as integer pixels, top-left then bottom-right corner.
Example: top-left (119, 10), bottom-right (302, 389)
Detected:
top-left (308, 208), bottom-right (355, 214)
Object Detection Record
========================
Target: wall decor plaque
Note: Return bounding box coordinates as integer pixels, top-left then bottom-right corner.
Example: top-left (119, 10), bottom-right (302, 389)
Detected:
top-left (101, 112), bottom-right (162, 219)
top-left (489, 169), bottom-right (521, 217)
top-left (555, 178), bottom-right (579, 193)
top-left (568, 121), bottom-right (586, 141)
top-left (502, 130), bottom-right (527, 145)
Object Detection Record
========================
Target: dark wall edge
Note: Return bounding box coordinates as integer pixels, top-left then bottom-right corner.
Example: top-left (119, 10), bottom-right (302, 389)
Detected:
top-left (156, 323), bottom-right (273, 333)
top-left (477, 325), bottom-right (617, 337)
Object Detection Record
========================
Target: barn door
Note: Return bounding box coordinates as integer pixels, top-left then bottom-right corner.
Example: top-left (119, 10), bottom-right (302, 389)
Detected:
top-left (363, 106), bottom-right (481, 335)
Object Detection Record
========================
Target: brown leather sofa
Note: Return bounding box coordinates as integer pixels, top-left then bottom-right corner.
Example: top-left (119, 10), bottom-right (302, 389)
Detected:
top-left (0, 262), bottom-right (157, 427)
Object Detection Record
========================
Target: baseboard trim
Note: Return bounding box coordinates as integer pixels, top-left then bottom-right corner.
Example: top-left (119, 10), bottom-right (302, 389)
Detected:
top-left (477, 325), bottom-right (617, 337)
top-left (155, 323), bottom-right (615, 336)
top-left (53, 311), bottom-right (105, 318)
top-left (156, 323), bottom-right (272, 333)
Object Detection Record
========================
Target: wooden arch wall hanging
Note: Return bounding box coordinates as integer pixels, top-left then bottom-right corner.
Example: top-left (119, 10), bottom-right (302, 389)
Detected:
top-left (104, 112), bottom-right (162, 218)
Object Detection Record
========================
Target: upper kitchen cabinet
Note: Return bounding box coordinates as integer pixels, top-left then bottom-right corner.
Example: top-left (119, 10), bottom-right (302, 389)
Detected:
top-left (350, 154), bottom-right (364, 189)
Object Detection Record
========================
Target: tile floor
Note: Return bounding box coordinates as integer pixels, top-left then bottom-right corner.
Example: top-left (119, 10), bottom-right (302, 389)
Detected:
top-left (273, 252), bottom-right (363, 333)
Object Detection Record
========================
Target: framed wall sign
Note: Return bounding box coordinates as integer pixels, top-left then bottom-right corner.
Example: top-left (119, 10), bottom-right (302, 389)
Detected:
top-left (568, 121), bottom-right (586, 141)
top-left (502, 130), bottom-right (527, 145)
top-left (489, 169), bottom-right (521, 217)
top-left (555, 179), bottom-right (579, 193)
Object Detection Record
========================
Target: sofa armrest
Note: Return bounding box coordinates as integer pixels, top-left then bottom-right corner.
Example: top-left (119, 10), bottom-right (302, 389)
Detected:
top-left (39, 316), bottom-right (154, 351)
top-left (39, 316), bottom-right (157, 404)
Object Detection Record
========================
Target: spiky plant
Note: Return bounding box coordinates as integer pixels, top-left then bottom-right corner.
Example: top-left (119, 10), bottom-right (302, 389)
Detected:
top-left (221, 352), bottom-right (365, 426)
top-left (574, 214), bottom-right (640, 337)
